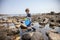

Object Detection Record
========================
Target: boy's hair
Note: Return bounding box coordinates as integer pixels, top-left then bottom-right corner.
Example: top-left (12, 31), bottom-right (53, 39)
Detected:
top-left (25, 8), bottom-right (29, 12)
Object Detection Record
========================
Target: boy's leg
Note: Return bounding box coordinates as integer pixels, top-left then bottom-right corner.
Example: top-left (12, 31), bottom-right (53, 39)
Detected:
top-left (26, 23), bottom-right (32, 32)
top-left (27, 29), bottom-right (31, 32)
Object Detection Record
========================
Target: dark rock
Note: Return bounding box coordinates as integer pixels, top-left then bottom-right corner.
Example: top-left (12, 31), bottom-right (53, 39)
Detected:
top-left (21, 32), bottom-right (44, 40)
top-left (21, 33), bottom-right (31, 40)
top-left (46, 30), bottom-right (60, 40)
top-left (31, 32), bottom-right (44, 40)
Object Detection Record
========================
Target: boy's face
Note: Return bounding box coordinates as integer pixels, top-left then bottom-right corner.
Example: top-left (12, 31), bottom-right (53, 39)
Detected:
top-left (26, 11), bottom-right (29, 14)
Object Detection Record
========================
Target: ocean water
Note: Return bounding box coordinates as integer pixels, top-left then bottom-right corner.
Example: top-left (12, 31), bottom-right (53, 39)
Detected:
top-left (7, 14), bottom-right (26, 16)
top-left (0, 14), bottom-right (26, 17)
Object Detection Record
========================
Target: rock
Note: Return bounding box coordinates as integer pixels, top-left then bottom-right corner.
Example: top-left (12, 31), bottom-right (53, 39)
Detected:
top-left (56, 20), bottom-right (60, 24)
top-left (21, 33), bottom-right (31, 40)
top-left (0, 26), bottom-right (12, 40)
top-left (15, 24), bottom-right (20, 28)
top-left (15, 36), bottom-right (20, 40)
top-left (0, 26), bottom-right (20, 40)
top-left (7, 28), bottom-right (20, 36)
top-left (49, 22), bottom-right (56, 29)
top-left (31, 32), bottom-right (44, 40)
top-left (21, 32), bottom-right (44, 40)
top-left (46, 30), bottom-right (60, 40)
top-left (12, 20), bottom-right (19, 25)
top-left (49, 22), bottom-right (60, 29)
top-left (0, 24), bottom-right (5, 27)
top-left (0, 32), bottom-right (7, 40)
top-left (0, 19), bottom-right (6, 23)
top-left (20, 24), bottom-right (27, 29)
top-left (6, 19), bottom-right (13, 23)
top-left (38, 18), bottom-right (49, 27)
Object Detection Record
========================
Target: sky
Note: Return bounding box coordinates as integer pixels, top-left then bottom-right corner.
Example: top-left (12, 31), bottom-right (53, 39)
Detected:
top-left (0, 0), bottom-right (60, 14)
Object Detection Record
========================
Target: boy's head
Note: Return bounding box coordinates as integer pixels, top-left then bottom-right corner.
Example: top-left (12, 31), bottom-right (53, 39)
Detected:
top-left (25, 8), bottom-right (30, 14)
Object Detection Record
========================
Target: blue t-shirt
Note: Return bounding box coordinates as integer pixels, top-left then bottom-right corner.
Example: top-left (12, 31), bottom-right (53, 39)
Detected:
top-left (25, 13), bottom-right (31, 27)
top-left (27, 14), bottom-right (31, 17)
top-left (25, 18), bottom-right (31, 27)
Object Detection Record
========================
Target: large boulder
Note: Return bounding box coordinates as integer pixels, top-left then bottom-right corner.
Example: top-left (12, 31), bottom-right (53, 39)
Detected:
top-left (46, 30), bottom-right (60, 40)
top-left (31, 32), bottom-right (44, 40)
top-left (0, 26), bottom-right (12, 40)
top-left (0, 25), bottom-right (20, 40)
top-left (21, 32), bottom-right (44, 40)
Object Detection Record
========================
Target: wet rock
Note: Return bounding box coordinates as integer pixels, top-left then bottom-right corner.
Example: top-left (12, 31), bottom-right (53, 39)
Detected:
top-left (15, 36), bottom-right (20, 40)
top-left (50, 19), bottom-right (55, 22)
top-left (46, 30), bottom-right (60, 40)
top-left (0, 25), bottom-right (20, 40)
top-left (21, 32), bottom-right (44, 40)
top-left (49, 22), bottom-right (56, 29)
top-left (7, 28), bottom-right (20, 36)
top-left (39, 18), bottom-right (49, 26)
top-left (6, 19), bottom-right (13, 23)
top-left (0, 26), bottom-right (12, 40)
top-left (0, 18), bottom-right (6, 23)
top-left (15, 24), bottom-right (20, 28)
top-left (56, 20), bottom-right (60, 26)
top-left (21, 33), bottom-right (31, 40)
top-left (0, 32), bottom-right (7, 40)
top-left (31, 32), bottom-right (44, 40)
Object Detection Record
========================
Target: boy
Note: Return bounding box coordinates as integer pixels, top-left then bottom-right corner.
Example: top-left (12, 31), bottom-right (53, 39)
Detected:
top-left (25, 8), bottom-right (31, 31)
top-left (20, 8), bottom-right (36, 37)
top-left (19, 8), bottom-right (31, 37)
top-left (25, 8), bottom-right (36, 32)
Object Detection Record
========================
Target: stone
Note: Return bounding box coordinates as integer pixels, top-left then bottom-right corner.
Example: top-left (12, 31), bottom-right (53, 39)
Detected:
top-left (21, 31), bottom-right (44, 40)
top-left (46, 30), bottom-right (60, 40)
top-left (31, 32), bottom-right (44, 40)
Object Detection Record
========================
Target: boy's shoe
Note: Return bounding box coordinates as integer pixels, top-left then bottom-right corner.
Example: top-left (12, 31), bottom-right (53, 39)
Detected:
top-left (27, 29), bottom-right (31, 32)
top-left (32, 27), bottom-right (36, 32)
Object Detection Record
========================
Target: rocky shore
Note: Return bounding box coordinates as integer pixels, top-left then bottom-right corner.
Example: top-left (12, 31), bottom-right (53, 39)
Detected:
top-left (0, 12), bottom-right (60, 40)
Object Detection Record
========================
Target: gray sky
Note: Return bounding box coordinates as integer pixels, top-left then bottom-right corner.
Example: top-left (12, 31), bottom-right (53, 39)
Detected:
top-left (0, 0), bottom-right (60, 14)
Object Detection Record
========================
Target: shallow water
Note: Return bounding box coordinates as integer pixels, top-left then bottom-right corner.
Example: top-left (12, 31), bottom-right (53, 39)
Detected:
top-left (33, 22), bottom-right (60, 40)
